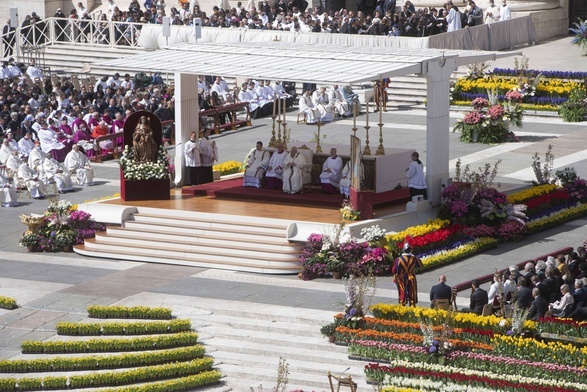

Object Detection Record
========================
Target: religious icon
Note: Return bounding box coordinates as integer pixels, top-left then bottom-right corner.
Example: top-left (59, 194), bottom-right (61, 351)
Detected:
top-left (132, 116), bottom-right (158, 163)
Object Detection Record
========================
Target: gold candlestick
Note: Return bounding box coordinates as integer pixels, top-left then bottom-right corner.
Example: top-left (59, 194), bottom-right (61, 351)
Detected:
top-left (376, 90), bottom-right (385, 155)
top-left (363, 125), bottom-right (371, 156)
top-left (281, 98), bottom-right (287, 146)
top-left (352, 105), bottom-right (358, 137)
top-left (269, 114), bottom-right (277, 148)
top-left (315, 121), bottom-right (323, 153)
top-left (276, 97), bottom-right (283, 145)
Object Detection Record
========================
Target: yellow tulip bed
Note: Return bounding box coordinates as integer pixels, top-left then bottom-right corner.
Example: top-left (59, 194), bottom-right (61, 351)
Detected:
top-left (334, 304), bottom-right (587, 390)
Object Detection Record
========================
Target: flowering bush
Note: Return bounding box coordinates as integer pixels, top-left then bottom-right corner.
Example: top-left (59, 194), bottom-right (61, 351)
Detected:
top-left (119, 145), bottom-right (170, 181)
top-left (453, 98), bottom-right (521, 144)
top-left (19, 200), bottom-right (105, 252)
top-left (340, 201), bottom-right (361, 221)
top-left (213, 160), bottom-right (244, 175)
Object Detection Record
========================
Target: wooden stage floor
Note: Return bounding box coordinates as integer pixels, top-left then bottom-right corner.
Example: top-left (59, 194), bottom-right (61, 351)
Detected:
top-left (102, 189), bottom-right (406, 224)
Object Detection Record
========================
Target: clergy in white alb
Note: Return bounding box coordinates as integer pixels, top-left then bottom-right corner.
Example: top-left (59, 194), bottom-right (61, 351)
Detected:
top-left (340, 159), bottom-right (365, 198)
top-left (0, 139), bottom-right (11, 164)
top-left (243, 141), bottom-right (270, 188)
top-left (64, 144), bottom-right (94, 186)
top-left (197, 129), bottom-right (218, 185)
top-left (327, 85), bottom-right (350, 117)
top-left (184, 132), bottom-right (202, 186)
top-left (0, 173), bottom-right (17, 207)
top-left (265, 143), bottom-right (288, 189)
top-left (38, 124), bottom-right (68, 161)
top-left (406, 151), bottom-right (427, 199)
top-left (43, 157), bottom-right (74, 193)
top-left (299, 90), bottom-right (321, 124)
top-left (6, 151), bottom-right (25, 179)
top-left (18, 132), bottom-right (35, 159)
top-left (282, 146), bottom-right (307, 194)
top-left (312, 87), bottom-right (335, 123)
top-left (28, 142), bottom-right (47, 171)
top-left (320, 148), bottom-right (343, 194)
top-left (17, 162), bottom-right (47, 199)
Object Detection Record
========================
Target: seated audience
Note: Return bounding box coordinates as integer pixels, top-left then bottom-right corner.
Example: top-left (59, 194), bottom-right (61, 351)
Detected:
top-left (460, 279), bottom-right (488, 315)
top-left (17, 161), bottom-right (47, 199)
top-left (64, 144), bottom-right (94, 186)
top-left (429, 274), bottom-right (452, 308)
top-left (299, 89), bottom-right (321, 124)
top-left (0, 172), bottom-right (17, 207)
top-left (550, 284), bottom-right (574, 317)
top-left (528, 287), bottom-right (549, 320)
top-left (43, 157), bottom-right (74, 193)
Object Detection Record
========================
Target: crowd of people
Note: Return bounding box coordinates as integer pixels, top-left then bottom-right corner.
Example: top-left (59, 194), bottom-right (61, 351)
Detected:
top-left (429, 245), bottom-right (587, 321)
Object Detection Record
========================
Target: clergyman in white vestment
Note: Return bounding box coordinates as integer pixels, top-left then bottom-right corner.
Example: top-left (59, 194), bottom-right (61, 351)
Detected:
top-left (282, 146), bottom-right (307, 194)
top-left (243, 141), bottom-right (270, 188)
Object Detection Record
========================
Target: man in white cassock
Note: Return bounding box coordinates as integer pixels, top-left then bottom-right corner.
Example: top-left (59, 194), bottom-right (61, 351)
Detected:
top-left (64, 144), bottom-right (94, 186)
top-left (282, 146), bottom-right (307, 194)
top-left (320, 148), bottom-right (343, 194)
top-left (184, 131), bottom-right (201, 186)
top-left (299, 90), bottom-right (321, 124)
top-left (328, 85), bottom-right (351, 117)
top-left (265, 142), bottom-right (287, 189)
top-left (0, 172), bottom-right (17, 207)
top-left (243, 141), bottom-right (270, 188)
top-left (43, 157), bottom-right (74, 193)
top-left (18, 132), bottom-right (35, 159)
top-left (197, 129), bottom-right (218, 184)
top-left (312, 87), bottom-right (335, 123)
top-left (28, 141), bottom-right (47, 171)
top-left (6, 151), bottom-right (25, 179)
top-left (340, 159), bottom-right (365, 198)
top-left (18, 162), bottom-right (47, 199)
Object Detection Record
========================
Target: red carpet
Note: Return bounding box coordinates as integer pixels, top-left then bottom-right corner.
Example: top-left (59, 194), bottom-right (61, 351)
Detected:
top-left (182, 178), bottom-right (411, 209)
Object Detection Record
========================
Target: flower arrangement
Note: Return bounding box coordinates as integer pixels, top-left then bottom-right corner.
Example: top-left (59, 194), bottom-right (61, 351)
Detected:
top-left (19, 199), bottom-right (105, 252)
top-left (569, 18), bottom-right (587, 55)
top-left (453, 96), bottom-right (521, 144)
top-left (360, 225), bottom-right (387, 246)
top-left (119, 145), bottom-right (170, 181)
top-left (340, 201), bottom-right (361, 221)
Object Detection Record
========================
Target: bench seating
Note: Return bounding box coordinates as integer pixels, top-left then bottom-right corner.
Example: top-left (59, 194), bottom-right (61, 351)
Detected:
top-left (199, 103), bottom-right (251, 134)
top-left (91, 131), bottom-right (123, 163)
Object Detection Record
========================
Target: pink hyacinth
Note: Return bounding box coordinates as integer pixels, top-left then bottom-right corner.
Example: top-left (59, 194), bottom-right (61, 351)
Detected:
top-left (505, 90), bottom-right (524, 103)
top-left (463, 111), bottom-right (483, 125)
top-left (487, 104), bottom-right (505, 119)
top-left (471, 97), bottom-right (490, 110)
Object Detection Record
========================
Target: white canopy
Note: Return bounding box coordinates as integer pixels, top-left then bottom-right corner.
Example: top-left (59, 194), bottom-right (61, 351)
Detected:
top-left (98, 41), bottom-right (517, 85)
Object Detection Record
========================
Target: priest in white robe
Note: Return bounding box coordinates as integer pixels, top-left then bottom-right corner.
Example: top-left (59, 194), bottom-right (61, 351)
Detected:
top-left (17, 162), bottom-right (47, 199)
top-left (328, 85), bottom-right (351, 117)
top-left (243, 141), bottom-right (270, 188)
top-left (238, 82), bottom-right (261, 119)
top-left (282, 146), bottom-right (307, 194)
top-left (43, 157), bottom-right (74, 193)
top-left (64, 144), bottom-right (94, 186)
top-left (299, 90), bottom-right (321, 125)
top-left (320, 148), bottom-right (343, 194)
top-left (0, 173), bottom-right (17, 207)
top-left (28, 141), bottom-right (47, 171)
top-left (184, 131), bottom-right (201, 186)
top-left (6, 151), bottom-right (25, 180)
top-left (265, 143), bottom-right (288, 189)
top-left (340, 159), bottom-right (365, 198)
top-left (0, 139), bottom-right (12, 164)
top-left (38, 123), bottom-right (67, 162)
top-left (312, 87), bottom-right (335, 123)
top-left (197, 129), bottom-right (218, 185)
top-left (18, 132), bottom-right (36, 159)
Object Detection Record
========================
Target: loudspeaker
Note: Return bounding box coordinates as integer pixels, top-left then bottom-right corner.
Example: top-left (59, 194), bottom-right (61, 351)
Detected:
top-left (193, 17), bottom-right (202, 39)
top-left (162, 16), bottom-right (171, 37)
top-left (9, 8), bottom-right (18, 28)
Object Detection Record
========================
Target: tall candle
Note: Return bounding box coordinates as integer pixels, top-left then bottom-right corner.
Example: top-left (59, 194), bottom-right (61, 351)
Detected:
top-left (379, 94), bottom-right (383, 124)
top-left (273, 94), bottom-right (276, 117)
top-left (365, 100), bottom-right (369, 127)
top-left (353, 105), bottom-right (356, 128)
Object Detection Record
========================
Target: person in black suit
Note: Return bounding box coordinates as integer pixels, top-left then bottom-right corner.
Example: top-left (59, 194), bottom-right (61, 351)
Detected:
top-left (2, 20), bottom-right (16, 58)
top-left (429, 274), bottom-right (452, 308)
top-left (513, 276), bottom-right (533, 310)
top-left (461, 279), bottom-right (488, 315)
top-left (528, 288), bottom-right (549, 320)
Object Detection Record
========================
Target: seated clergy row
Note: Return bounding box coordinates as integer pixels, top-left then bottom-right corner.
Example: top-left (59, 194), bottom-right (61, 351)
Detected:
top-left (243, 142), bottom-right (356, 197)
top-left (299, 85), bottom-right (360, 124)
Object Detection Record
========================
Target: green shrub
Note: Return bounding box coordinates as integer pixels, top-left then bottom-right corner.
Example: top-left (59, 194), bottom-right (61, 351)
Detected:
top-left (87, 305), bottom-right (173, 320)
top-left (21, 332), bottom-right (198, 354)
top-left (0, 346), bottom-right (205, 373)
top-left (56, 319), bottom-right (192, 336)
top-left (100, 371), bottom-right (222, 392)
top-left (0, 359), bottom-right (215, 391)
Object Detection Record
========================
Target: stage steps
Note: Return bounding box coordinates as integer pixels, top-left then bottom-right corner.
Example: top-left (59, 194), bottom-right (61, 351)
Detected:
top-left (74, 207), bottom-right (303, 274)
top-left (192, 305), bottom-right (368, 390)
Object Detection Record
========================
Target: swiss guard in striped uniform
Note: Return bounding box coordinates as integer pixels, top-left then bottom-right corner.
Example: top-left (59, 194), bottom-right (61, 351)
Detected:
top-left (392, 242), bottom-right (423, 306)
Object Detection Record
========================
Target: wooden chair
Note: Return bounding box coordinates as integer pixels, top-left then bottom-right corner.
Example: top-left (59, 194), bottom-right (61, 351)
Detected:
top-left (432, 299), bottom-right (451, 310)
top-left (481, 303), bottom-right (493, 317)
top-left (327, 371), bottom-right (356, 392)
top-left (297, 111), bottom-right (307, 124)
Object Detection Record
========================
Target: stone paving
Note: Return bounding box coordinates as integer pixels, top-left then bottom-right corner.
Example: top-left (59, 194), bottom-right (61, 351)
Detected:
top-left (0, 35), bottom-right (585, 387)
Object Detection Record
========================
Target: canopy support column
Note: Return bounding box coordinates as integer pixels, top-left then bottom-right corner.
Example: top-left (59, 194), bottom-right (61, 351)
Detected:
top-left (173, 72), bottom-right (200, 186)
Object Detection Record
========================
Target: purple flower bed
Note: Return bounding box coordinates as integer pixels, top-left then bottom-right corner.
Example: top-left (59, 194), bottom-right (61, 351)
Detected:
top-left (491, 68), bottom-right (587, 80)
top-left (456, 92), bottom-right (568, 106)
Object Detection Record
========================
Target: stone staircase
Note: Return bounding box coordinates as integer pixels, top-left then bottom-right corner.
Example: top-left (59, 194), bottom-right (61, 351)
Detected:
top-left (193, 305), bottom-right (370, 391)
top-left (74, 207), bottom-right (303, 274)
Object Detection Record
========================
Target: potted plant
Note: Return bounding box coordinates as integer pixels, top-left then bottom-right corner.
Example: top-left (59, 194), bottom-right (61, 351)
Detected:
top-left (569, 18), bottom-right (587, 56)
top-left (19, 232), bottom-right (40, 252)
top-left (327, 256), bottom-right (346, 279)
top-left (54, 229), bottom-right (77, 252)
top-left (320, 323), bottom-right (337, 343)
